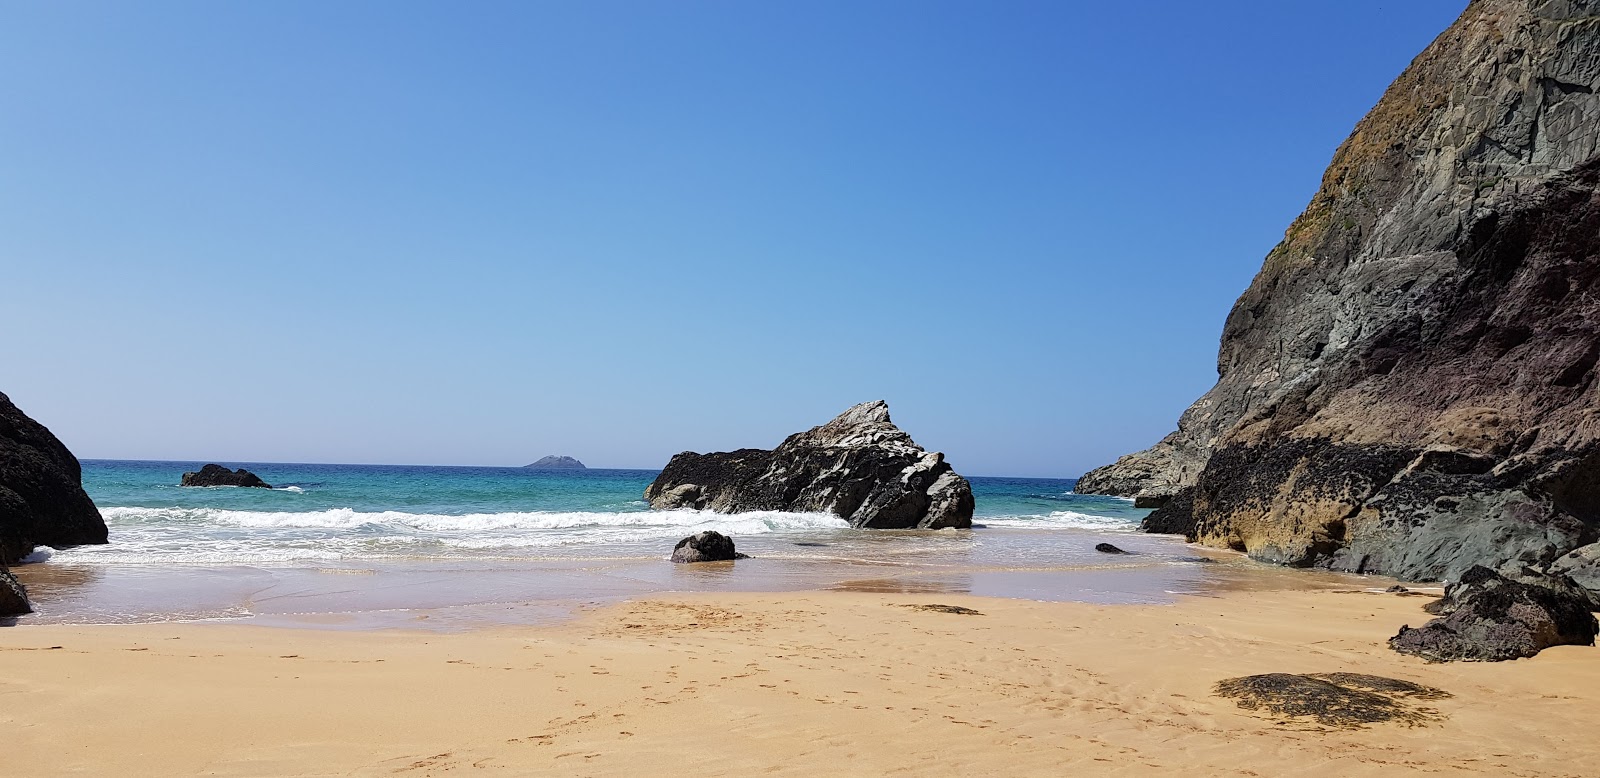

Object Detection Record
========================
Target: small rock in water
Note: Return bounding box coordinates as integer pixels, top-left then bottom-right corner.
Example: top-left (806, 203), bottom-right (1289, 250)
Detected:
top-left (0, 565), bottom-right (32, 616)
top-left (1386, 585), bottom-right (1411, 593)
top-left (181, 464), bottom-right (271, 488)
top-left (670, 531), bottom-right (747, 563)
top-left (1094, 543), bottom-right (1127, 554)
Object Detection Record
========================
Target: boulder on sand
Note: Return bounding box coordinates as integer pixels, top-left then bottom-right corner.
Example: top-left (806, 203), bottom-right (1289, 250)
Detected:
top-left (1389, 566), bottom-right (1597, 661)
top-left (0, 564), bottom-right (31, 616)
top-left (181, 464), bottom-right (271, 488)
top-left (671, 531), bottom-right (747, 564)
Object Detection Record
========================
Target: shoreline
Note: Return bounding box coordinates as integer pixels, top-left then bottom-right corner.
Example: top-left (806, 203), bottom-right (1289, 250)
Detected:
top-left (6, 583), bottom-right (1598, 776)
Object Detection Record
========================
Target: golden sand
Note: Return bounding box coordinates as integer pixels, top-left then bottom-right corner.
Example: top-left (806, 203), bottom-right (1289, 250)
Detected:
top-left (4, 587), bottom-right (1598, 776)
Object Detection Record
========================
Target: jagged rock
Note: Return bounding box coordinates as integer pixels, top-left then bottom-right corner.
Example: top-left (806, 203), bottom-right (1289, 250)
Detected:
top-left (0, 391), bottom-right (108, 565)
top-left (524, 456), bottom-right (586, 470)
top-left (1549, 542), bottom-right (1600, 608)
top-left (1390, 566), bottom-right (1598, 661)
top-left (181, 464), bottom-right (271, 488)
top-left (670, 531), bottom-right (746, 563)
top-left (1084, 1), bottom-right (1600, 582)
top-left (0, 564), bottom-right (32, 616)
top-left (1094, 543), bottom-right (1127, 554)
top-left (646, 401), bottom-right (974, 530)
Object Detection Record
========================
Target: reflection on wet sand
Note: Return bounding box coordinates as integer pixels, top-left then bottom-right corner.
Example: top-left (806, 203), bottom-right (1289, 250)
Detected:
top-left (830, 576), bottom-right (971, 595)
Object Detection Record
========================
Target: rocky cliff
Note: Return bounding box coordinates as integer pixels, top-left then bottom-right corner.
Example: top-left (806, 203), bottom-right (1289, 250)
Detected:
top-left (1078, 0), bottom-right (1600, 585)
top-left (0, 391), bottom-right (108, 564)
top-left (646, 401), bottom-right (974, 529)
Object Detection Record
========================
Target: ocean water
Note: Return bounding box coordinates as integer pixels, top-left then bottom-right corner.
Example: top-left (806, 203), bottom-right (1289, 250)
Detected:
top-left (10, 460), bottom-right (1370, 628)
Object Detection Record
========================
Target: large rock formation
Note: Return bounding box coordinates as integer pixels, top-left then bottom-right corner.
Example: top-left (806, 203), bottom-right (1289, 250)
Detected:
top-left (181, 464), bottom-right (271, 488)
top-left (524, 455), bottom-right (586, 470)
top-left (0, 391), bottom-right (107, 565)
top-left (0, 564), bottom-right (32, 616)
top-left (1078, 0), bottom-right (1600, 587)
top-left (646, 401), bottom-right (974, 529)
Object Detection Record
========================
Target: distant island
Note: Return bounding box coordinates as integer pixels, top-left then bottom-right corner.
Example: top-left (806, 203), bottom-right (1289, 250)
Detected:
top-left (524, 455), bottom-right (586, 470)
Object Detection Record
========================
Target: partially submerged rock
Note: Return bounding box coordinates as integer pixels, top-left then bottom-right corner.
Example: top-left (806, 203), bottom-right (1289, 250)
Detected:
top-left (899, 604), bottom-right (982, 615)
top-left (1215, 673), bottom-right (1450, 729)
top-left (0, 564), bottom-right (32, 617)
top-left (1390, 566), bottom-right (1598, 662)
top-left (1094, 543), bottom-right (1127, 554)
top-left (646, 401), bottom-right (974, 530)
top-left (670, 531), bottom-right (746, 564)
top-left (0, 391), bottom-right (108, 564)
top-left (181, 464), bottom-right (271, 488)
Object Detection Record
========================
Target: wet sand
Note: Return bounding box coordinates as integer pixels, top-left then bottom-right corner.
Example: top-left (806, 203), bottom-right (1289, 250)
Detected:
top-left (5, 584), bottom-right (1599, 776)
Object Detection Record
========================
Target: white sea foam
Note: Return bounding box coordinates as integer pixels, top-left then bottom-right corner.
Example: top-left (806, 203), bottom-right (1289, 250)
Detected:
top-left (99, 506), bottom-right (847, 533)
top-left (980, 510), bottom-right (1140, 531)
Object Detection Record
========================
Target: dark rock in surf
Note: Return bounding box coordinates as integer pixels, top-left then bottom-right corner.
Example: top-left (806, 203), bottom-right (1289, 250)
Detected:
top-left (181, 464), bottom-right (271, 489)
top-left (670, 531), bottom-right (746, 563)
top-left (0, 565), bottom-right (32, 616)
top-left (1389, 566), bottom-right (1597, 661)
top-left (524, 455), bottom-right (586, 470)
top-left (0, 391), bottom-right (108, 565)
top-left (1094, 543), bottom-right (1127, 554)
top-left (646, 401), bottom-right (973, 530)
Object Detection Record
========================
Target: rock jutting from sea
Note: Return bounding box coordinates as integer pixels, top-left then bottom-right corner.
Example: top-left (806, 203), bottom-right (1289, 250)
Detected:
top-left (0, 391), bottom-right (108, 565)
top-left (1076, 0), bottom-right (1600, 595)
top-left (181, 464), bottom-right (271, 488)
top-left (524, 455), bottom-right (586, 470)
top-left (646, 401), bottom-right (974, 529)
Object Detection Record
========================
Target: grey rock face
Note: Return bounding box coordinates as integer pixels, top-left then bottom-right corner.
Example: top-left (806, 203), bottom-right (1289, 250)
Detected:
top-left (0, 391), bottom-right (108, 564)
top-left (1080, 0), bottom-right (1600, 585)
top-left (1550, 543), bottom-right (1600, 608)
top-left (0, 564), bottom-right (31, 616)
top-left (524, 456), bottom-right (586, 470)
top-left (1389, 566), bottom-right (1598, 661)
top-left (646, 401), bottom-right (974, 530)
top-left (181, 464), bottom-right (270, 488)
top-left (670, 531), bottom-right (746, 563)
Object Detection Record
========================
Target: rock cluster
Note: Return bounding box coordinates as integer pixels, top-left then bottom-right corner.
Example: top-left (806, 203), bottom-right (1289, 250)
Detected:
top-left (524, 456), bottom-right (586, 470)
top-left (646, 401), bottom-right (974, 530)
top-left (1077, 0), bottom-right (1600, 595)
top-left (181, 464), bottom-right (271, 488)
top-left (670, 531), bottom-right (746, 563)
top-left (0, 391), bottom-right (107, 565)
top-left (1390, 567), bottom-right (1598, 661)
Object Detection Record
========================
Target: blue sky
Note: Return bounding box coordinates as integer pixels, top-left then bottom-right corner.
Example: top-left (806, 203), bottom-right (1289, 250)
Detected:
top-left (1, 1), bottom-right (1466, 477)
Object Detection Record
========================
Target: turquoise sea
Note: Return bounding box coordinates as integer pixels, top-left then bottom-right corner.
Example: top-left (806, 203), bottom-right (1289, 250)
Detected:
top-left (14, 460), bottom-right (1358, 628)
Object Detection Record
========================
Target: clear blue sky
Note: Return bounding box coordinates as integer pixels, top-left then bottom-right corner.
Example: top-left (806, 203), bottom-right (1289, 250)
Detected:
top-left (1, 1), bottom-right (1465, 477)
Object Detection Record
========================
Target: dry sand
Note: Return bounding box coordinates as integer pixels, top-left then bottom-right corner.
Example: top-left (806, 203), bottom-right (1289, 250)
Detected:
top-left (3, 586), bottom-right (1598, 776)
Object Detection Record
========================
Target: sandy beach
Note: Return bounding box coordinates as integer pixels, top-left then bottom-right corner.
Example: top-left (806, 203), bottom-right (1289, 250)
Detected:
top-left (5, 584), bottom-right (1598, 777)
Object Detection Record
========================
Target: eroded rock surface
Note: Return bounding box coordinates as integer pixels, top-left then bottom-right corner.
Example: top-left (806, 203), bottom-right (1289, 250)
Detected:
top-left (0, 391), bottom-right (107, 564)
top-left (181, 464), bottom-right (271, 489)
top-left (1079, 0), bottom-right (1600, 590)
top-left (1390, 566), bottom-right (1598, 661)
top-left (646, 401), bottom-right (974, 529)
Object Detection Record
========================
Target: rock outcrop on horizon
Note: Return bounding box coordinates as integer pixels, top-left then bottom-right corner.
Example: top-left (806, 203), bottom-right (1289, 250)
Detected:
top-left (646, 401), bottom-right (974, 530)
top-left (0, 391), bottom-right (108, 565)
top-left (524, 456), bottom-right (586, 470)
top-left (1077, 0), bottom-right (1600, 589)
top-left (181, 464), bottom-right (271, 488)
